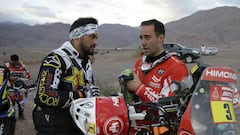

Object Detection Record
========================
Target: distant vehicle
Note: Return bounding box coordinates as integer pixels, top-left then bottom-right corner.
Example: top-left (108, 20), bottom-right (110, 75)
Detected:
top-left (163, 42), bottom-right (201, 63)
top-left (115, 47), bottom-right (122, 51)
top-left (202, 47), bottom-right (218, 55)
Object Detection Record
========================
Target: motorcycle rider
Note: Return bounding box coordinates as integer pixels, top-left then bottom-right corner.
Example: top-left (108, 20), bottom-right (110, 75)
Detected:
top-left (125, 19), bottom-right (189, 102)
top-left (4, 54), bottom-right (31, 120)
top-left (121, 19), bottom-right (189, 134)
top-left (32, 17), bottom-right (100, 135)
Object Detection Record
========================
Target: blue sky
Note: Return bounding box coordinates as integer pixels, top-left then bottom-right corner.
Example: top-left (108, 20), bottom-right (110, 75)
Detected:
top-left (0, 0), bottom-right (239, 26)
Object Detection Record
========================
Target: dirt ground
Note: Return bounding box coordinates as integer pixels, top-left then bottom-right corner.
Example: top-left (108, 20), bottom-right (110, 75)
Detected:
top-left (0, 47), bottom-right (240, 134)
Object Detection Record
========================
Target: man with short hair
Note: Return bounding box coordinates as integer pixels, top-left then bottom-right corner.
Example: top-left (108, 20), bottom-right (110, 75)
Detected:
top-left (32, 17), bottom-right (100, 135)
top-left (125, 19), bottom-right (189, 102)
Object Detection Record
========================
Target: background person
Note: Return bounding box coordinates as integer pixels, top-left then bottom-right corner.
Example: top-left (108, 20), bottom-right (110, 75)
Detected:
top-left (201, 44), bottom-right (206, 53)
top-left (32, 17), bottom-right (100, 135)
top-left (4, 54), bottom-right (31, 120)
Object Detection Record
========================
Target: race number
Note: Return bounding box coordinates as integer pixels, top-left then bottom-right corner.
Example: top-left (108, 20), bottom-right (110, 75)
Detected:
top-left (211, 101), bottom-right (236, 123)
top-left (210, 85), bottom-right (236, 123)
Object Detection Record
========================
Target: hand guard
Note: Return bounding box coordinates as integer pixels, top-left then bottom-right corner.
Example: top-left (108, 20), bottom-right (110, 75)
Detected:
top-left (118, 69), bottom-right (134, 104)
top-left (118, 69), bottom-right (134, 82)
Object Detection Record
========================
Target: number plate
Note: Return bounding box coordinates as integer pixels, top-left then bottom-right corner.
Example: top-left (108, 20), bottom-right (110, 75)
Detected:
top-left (210, 85), bottom-right (236, 123)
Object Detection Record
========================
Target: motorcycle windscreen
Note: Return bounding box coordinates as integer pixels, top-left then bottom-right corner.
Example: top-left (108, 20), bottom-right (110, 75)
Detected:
top-left (190, 67), bottom-right (238, 135)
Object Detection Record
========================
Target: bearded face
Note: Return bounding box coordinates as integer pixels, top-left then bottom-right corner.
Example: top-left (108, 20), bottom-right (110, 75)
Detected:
top-left (79, 33), bottom-right (97, 56)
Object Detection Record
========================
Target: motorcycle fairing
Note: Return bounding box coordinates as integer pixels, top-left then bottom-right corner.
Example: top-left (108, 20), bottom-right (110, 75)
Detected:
top-left (70, 96), bottom-right (129, 135)
top-left (233, 88), bottom-right (239, 107)
top-left (178, 66), bottom-right (238, 135)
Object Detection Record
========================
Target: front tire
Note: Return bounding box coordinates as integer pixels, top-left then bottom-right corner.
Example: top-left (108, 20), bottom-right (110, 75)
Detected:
top-left (185, 55), bottom-right (193, 63)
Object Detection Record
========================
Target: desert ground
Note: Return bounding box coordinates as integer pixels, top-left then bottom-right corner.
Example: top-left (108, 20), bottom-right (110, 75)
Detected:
top-left (0, 47), bottom-right (240, 135)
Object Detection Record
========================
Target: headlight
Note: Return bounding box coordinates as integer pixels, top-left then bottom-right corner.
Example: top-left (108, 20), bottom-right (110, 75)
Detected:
top-left (191, 119), bottom-right (207, 133)
top-left (192, 50), bottom-right (199, 54)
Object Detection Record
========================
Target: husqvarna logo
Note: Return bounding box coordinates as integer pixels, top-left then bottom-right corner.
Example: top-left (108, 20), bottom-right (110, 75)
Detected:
top-left (103, 116), bottom-right (123, 135)
top-left (205, 69), bottom-right (237, 80)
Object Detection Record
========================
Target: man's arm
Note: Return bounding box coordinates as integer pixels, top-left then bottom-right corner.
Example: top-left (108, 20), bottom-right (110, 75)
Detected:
top-left (34, 53), bottom-right (83, 109)
top-left (127, 63), bottom-right (188, 102)
top-left (22, 64), bottom-right (31, 79)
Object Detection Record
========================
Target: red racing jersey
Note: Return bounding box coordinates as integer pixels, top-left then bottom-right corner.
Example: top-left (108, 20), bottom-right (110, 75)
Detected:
top-left (134, 53), bottom-right (189, 102)
top-left (4, 62), bottom-right (31, 86)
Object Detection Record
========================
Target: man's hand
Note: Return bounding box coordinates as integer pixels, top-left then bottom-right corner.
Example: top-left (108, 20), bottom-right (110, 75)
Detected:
top-left (125, 73), bottom-right (141, 93)
top-left (9, 76), bottom-right (17, 82)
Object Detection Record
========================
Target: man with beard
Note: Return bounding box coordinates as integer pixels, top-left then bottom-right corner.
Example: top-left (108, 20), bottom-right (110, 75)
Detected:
top-left (32, 17), bottom-right (100, 135)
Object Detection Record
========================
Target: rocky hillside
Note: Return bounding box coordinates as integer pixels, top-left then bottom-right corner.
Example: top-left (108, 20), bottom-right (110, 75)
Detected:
top-left (0, 6), bottom-right (239, 49)
top-left (165, 6), bottom-right (240, 48)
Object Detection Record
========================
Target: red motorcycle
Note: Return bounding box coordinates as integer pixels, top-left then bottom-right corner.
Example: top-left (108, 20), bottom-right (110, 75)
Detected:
top-left (70, 62), bottom-right (239, 135)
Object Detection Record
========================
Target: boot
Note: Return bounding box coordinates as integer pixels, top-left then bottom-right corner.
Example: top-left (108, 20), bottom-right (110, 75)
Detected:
top-left (19, 112), bottom-right (25, 120)
top-left (18, 103), bottom-right (26, 120)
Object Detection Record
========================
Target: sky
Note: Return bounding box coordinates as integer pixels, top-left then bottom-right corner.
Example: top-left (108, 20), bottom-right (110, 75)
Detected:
top-left (0, 0), bottom-right (239, 27)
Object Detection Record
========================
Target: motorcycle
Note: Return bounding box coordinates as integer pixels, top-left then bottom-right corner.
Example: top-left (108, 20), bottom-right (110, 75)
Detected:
top-left (7, 77), bottom-right (36, 120)
top-left (7, 77), bottom-right (36, 106)
top-left (70, 62), bottom-right (239, 135)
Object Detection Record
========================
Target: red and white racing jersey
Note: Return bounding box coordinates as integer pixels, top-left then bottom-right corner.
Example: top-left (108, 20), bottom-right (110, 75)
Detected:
top-left (134, 54), bottom-right (188, 102)
top-left (4, 62), bottom-right (31, 86)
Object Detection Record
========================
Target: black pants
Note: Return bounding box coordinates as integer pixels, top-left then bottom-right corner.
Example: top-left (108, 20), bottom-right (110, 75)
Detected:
top-left (32, 108), bottom-right (84, 135)
top-left (0, 117), bottom-right (16, 135)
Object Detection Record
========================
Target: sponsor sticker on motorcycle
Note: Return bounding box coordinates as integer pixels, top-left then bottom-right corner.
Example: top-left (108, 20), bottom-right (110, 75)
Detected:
top-left (202, 67), bottom-right (237, 83)
top-left (210, 85), bottom-right (236, 123)
top-left (103, 116), bottom-right (124, 135)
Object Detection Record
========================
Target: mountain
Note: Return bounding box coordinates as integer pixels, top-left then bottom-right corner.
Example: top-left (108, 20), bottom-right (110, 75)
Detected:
top-left (0, 6), bottom-right (239, 49)
top-left (98, 24), bottom-right (139, 48)
top-left (165, 6), bottom-right (240, 48)
top-left (0, 22), bottom-right (69, 48)
top-left (0, 22), bottom-right (139, 49)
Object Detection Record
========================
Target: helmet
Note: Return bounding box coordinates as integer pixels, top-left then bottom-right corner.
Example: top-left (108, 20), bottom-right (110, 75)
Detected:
top-left (10, 54), bottom-right (19, 61)
top-left (14, 79), bottom-right (24, 88)
top-left (70, 96), bottom-right (129, 135)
